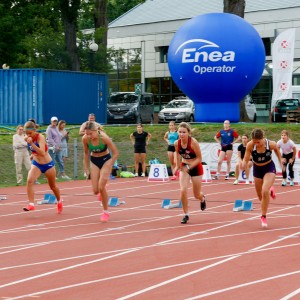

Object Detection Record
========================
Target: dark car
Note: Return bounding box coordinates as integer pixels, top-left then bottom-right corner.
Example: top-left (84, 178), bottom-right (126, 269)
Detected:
top-left (271, 98), bottom-right (300, 122)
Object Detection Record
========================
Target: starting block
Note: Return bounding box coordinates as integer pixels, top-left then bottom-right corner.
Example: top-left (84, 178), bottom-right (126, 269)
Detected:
top-left (161, 198), bottom-right (182, 209)
top-left (38, 193), bottom-right (57, 205)
top-left (108, 197), bottom-right (125, 207)
top-left (233, 200), bottom-right (253, 212)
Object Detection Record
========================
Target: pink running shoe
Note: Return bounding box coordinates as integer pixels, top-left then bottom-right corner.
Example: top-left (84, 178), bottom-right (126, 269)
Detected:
top-left (261, 216), bottom-right (268, 228)
top-left (57, 200), bottom-right (63, 214)
top-left (23, 204), bottom-right (35, 211)
top-left (270, 186), bottom-right (276, 200)
top-left (171, 175), bottom-right (177, 180)
top-left (100, 212), bottom-right (110, 222)
top-left (97, 193), bottom-right (102, 201)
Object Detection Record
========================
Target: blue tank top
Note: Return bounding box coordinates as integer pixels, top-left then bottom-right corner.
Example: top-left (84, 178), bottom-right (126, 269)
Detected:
top-left (168, 131), bottom-right (179, 145)
top-left (252, 139), bottom-right (272, 164)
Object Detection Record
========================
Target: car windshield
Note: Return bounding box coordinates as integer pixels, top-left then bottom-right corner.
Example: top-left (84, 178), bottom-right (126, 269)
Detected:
top-left (165, 101), bottom-right (191, 108)
top-left (277, 99), bottom-right (299, 107)
top-left (109, 93), bottom-right (138, 104)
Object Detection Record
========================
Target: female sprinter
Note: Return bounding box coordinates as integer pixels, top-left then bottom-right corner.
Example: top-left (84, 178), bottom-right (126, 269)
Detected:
top-left (82, 121), bottom-right (119, 222)
top-left (174, 122), bottom-right (206, 224)
top-left (23, 120), bottom-right (62, 213)
top-left (242, 128), bottom-right (282, 228)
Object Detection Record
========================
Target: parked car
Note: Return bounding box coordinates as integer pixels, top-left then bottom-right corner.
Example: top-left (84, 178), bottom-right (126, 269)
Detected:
top-left (107, 92), bottom-right (154, 124)
top-left (158, 98), bottom-right (195, 123)
top-left (271, 98), bottom-right (300, 122)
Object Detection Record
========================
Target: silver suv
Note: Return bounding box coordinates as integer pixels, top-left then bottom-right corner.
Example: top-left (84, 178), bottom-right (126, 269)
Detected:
top-left (158, 98), bottom-right (195, 123)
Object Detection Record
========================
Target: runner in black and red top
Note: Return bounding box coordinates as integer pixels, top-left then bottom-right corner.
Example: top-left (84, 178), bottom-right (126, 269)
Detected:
top-left (174, 122), bottom-right (206, 224)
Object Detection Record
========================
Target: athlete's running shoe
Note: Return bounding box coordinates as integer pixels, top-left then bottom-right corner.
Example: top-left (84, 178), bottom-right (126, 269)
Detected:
top-left (171, 175), bottom-right (177, 180)
top-left (181, 215), bottom-right (189, 224)
top-left (261, 216), bottom-right (268, 228)
top-left (225, 174), bottom-right (229, 180)
top-left (23, 204), bottom-right (35, 211)
top-left (57, 200), bottom-right (63, 214)
top-left (100, 212), bottom-right (110, 222)
top-left (213, 173), bottom-right (220, 180)
top-left (282, 180), bottom-right (287, 186)
top-left (270, 186), bottom-right (276, 200)
top-left (245, 180), bottom-right (250, 185)
top-left (290, 181), bottom-right (294, 186)
top-left (200, 195), bottom-right (206, 211)
top-left (233, 179), bottom-right (238, 185)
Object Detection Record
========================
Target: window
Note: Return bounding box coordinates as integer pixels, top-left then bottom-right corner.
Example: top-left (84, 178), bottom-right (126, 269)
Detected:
top-left (159, 46), bottom-right (169, 63)
top-left (262, 38), bottom-right (271, 56)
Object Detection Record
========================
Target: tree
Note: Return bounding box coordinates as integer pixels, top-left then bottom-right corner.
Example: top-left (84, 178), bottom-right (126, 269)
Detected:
top-left (223, 0), bottom-right (251, 122)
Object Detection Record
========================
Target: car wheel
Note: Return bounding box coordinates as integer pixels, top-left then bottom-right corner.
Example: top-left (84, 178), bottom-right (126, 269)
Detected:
top-left (189, 115), bottom-right (194, 122)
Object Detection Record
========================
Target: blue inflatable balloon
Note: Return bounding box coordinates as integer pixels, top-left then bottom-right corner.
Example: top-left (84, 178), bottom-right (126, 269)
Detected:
top-left (168, 13), bottom-right (266, 122)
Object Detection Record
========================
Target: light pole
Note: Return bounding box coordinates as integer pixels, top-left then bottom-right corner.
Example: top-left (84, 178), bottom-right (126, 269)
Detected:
top-left (89, 42), bottom-right (98, 72)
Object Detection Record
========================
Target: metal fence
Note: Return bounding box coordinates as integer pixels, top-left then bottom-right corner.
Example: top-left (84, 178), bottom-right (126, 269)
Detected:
top-left (0, 139), bottom-right (168, 186)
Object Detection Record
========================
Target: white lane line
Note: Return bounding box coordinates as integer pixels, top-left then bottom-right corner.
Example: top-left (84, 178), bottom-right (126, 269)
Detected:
top-left (117, 256), bottom-right (241, 300)
top-left (2, 240), bottom-right (300, 299)
top-left (280, 287), bottom-right (300, 300)
top-left (187, 270), bottom-right (300, 299)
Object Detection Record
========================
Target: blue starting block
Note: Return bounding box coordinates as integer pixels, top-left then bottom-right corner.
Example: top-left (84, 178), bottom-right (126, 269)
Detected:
top-left (38, 193), bottom-right (57, 205)
top-left (108, 197), bottom-right (125, 207)
top-left (233, 200), bottom-right (253, 212)
top-left (161, 199), bottom-right (182, 209)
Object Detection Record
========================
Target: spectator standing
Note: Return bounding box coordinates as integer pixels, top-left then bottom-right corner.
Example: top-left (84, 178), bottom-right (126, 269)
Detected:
top-left (13, 125), bottom-right (32, 185)
top-left (130, 123), bottom-right (152, 177)
top-left (163, 121), bottom-right (179, 180)
top-left (46, 116), bottom-right (70, 180)
top-left (58, 120), bottom-right (69, 165)
top-left (277, 130), bottom-right (296, 186)
top-left (79, 113), bottom-right (101, 136)
top-left (214, 120), bottom-right (240, 180)
top-left (233, 134), bottom-right (253, 185)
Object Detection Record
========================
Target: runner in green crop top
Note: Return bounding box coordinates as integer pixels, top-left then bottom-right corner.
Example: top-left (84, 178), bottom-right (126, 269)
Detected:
top-left (88, 136), bottom-right (108, 153)
top-left (82, 121), bottom-right (119, 223)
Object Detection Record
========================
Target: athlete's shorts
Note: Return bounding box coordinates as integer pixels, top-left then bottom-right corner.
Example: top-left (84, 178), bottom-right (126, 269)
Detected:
top-left (90, 153), bottom-right (111, 169)
top-left (221, 144), bottom-right (233, 152)
top-left (134, 146), bottom-right (146, 154)
top-left (181, 162), bottom-right (203, 177)
top-left (167, 145), bottom-right (175, 152)
top-left (253, 161), bottom-right (276, 179)
top-left (32, 160), bottom-right (55, 173)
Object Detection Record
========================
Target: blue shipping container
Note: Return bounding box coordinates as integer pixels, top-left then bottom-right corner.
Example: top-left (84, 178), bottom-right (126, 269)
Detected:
top-left (0, 69), bottom-right (108, 125)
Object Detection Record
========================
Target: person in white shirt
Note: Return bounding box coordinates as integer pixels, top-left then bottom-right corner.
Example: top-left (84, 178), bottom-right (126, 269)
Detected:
top-left (277, 130), bottom-right (297, 186)
top-left (13, 125), bottom-right (32, 185)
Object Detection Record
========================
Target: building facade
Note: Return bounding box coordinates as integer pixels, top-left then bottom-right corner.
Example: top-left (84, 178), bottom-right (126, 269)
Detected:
top-left (107, 0), bottom-right (300, 113)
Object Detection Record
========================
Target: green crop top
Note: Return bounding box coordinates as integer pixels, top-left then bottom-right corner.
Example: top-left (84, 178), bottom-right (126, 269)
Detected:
top-left (88, 137), bottom-right (108, 153)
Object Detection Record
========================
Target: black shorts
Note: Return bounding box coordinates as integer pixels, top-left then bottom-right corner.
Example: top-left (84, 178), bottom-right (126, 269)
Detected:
top-left (167, 145), bottom-right (176, 152)
top-left (134, 146), bottom-right (146, 154)
top-left (90, 153), bottom-right (111, 169)
top-left (282, 152), bottom-right (294, 166)
top-left (253, 161), bottom-right (276, 179)
top-left (221, 144), bottom-right (233, 152)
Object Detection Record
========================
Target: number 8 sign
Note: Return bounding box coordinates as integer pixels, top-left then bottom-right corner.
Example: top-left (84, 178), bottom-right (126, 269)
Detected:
top-left (148, 164), bottom-right (169, 182)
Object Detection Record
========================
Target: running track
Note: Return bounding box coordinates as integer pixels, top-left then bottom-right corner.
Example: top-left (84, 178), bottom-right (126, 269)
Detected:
top-left (0, 178), bottom-right (300, 299)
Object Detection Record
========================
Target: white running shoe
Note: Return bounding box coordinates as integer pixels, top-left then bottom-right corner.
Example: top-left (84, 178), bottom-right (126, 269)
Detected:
top-left (233, 179), bottom-right (238, 185)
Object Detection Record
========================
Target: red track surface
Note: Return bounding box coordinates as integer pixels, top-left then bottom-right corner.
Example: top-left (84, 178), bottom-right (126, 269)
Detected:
top-left (0, 178), bottom-right (300, 299)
